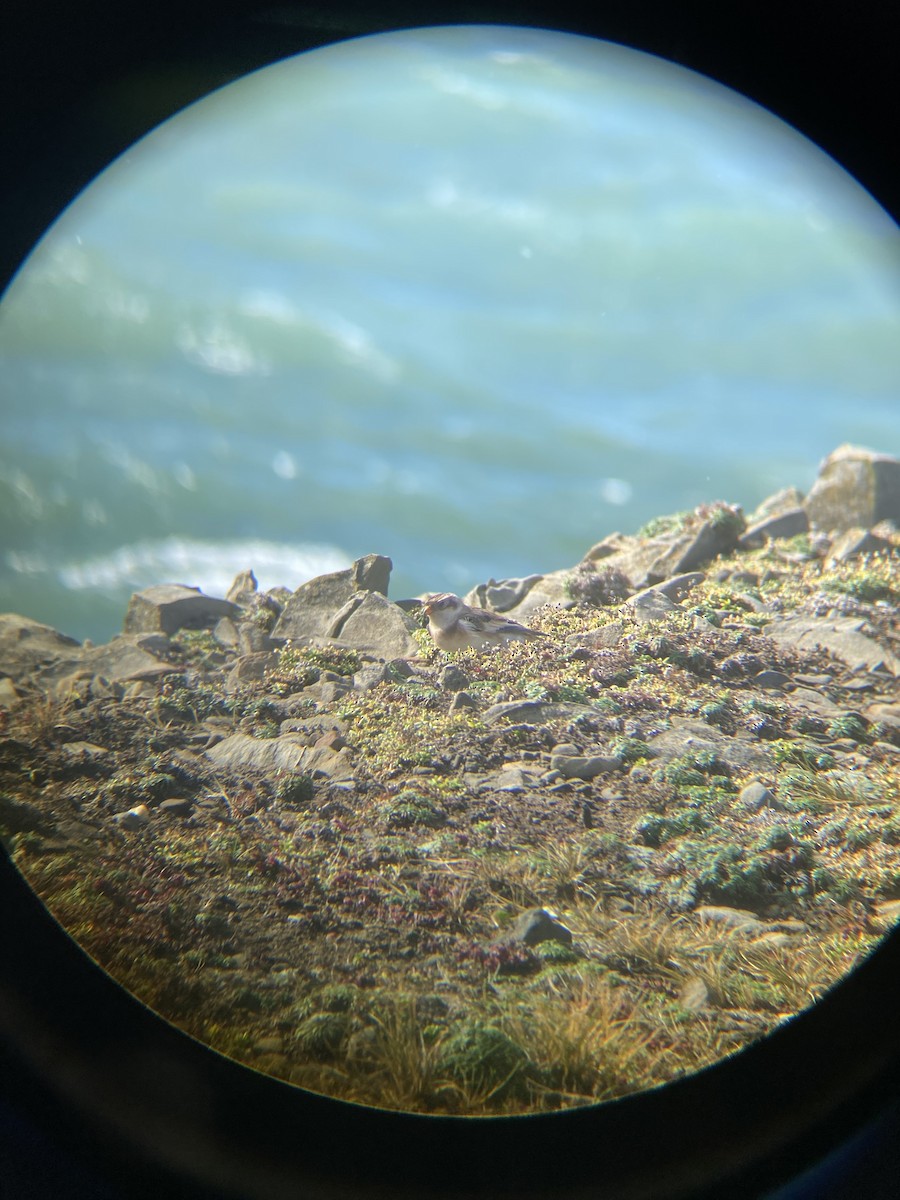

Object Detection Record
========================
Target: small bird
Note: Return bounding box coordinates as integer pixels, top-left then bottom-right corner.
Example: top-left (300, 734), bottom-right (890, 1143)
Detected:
top-left (422, 592), bottom-right (545, 652)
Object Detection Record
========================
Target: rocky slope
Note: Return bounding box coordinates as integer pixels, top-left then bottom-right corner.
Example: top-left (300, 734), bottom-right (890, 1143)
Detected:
top-left (1, 444), bottom-right (898, 1115)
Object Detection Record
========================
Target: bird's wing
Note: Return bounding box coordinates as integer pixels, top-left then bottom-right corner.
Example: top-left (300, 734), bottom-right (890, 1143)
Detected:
top-left (462, 608), bottom-right (542, 638)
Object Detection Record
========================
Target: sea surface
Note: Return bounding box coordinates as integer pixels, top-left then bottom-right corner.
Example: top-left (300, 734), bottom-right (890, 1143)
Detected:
top-left (1, 25), bottom-right (898, 643)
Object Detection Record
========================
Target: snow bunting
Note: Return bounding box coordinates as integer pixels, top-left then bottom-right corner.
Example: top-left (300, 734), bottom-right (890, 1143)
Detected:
top-left (422, 592), bottom-right (545, 652)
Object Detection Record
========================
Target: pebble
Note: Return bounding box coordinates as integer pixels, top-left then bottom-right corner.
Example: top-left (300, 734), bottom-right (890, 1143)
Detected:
top-left (739, 781), bottom-right (776, 811)
top-left (508, 907), bottom-right (573, 946)
top-left (159, 798), bottom-right (193, 817)
top-left (678, 977), bottom-right (710, 1012)
top-left (695, 906), bottom-right (764, 933)
top-left (753, 670), bottom-right (793, 690)
top-left (113, 804), bottom-right (150, 830)
top-left (439, 664), bottom-right (471, 692)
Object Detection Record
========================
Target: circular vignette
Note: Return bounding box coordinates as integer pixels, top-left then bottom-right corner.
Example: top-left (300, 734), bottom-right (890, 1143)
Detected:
top-left (1, 3), bottom-right (899, 1198)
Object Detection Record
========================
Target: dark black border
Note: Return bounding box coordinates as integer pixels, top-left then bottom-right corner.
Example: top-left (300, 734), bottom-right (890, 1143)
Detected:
top-left (2, 3), bottom-right (900, 1197)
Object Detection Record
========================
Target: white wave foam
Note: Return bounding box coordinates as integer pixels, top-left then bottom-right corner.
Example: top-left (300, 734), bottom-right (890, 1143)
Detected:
top-left (57, 537), bottom-right (352, 599)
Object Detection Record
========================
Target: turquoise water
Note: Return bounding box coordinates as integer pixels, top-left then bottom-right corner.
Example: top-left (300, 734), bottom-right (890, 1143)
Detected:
top-left (1, 26), bottom-right (898, 642)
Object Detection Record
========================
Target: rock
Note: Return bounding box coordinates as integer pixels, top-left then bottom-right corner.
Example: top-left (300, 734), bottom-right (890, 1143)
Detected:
top-left (449, 692), bottom-right (478, 712)
top-left (59, 741), bottom-right (109, 764)
top-left (159, 798), bottom-right (193, 817)
top-left (650, 572), bottom-right (706, 601)
top-left (352, 662), bottom-right (390, 691)
top-left (483, 699), bottom-right (596, 725)
top-left (204, 733), bottom-right (354, 780)
top-left (647, 509), bottom-right (746, 577)
top-left (492, 575), bottom-right (573, 621)
top-left (752, 669), bottom-right (793, 690)
top-left (123, 585), bottom-right (239, 636)
top-left (464, 575), bottom-right (544, 613)
top-left (439, 664), bottom-right (471, 692)
top-left (314, 730), bottom-right (348, 753)
top-left (492, 765), bottom-right (542, 792)
top-left (549, 754), bottom-right (619, 780)
top-left (0, 794), bottom-right (56, 836)
top-left (748, 487), bottom-right (807, 522)
top-left (226, 569), bottom-right (258, 605)
top-left (332, 592), bottom-right (420, 659)
top-left (805, 445), bottom-right (900, 533)
top-left (645, 718), bottom-right (771, 774)
top-left (789, 688), bottom-right (843, 717)
top-left (565, 621), bottom-right (624, 650)
top-left (739, 507), bottom-right (809, 548)
top-left (678, 977), bottom-right (711, 1012)
top-left (695, 906), bottom-right (764, 933)
top-left (872, 899), bottom-right (900, 930)
top-left (826, 528), bottom-right (899, 564)
top-left (81, 635), bottom-right (180, 683)
top-left (739, 781), bottom-right (776, 811)
top-left (50, 635), bottom-right (182, 695)
top-left (766, 614), bottom-right (898, 675)
top-left (579, 509), bottom-right (745, 593)
top-left (213, 617), bottom-right (240, 649)
top-left (626, 588), bottom-right (682, 623)
top-left (0, 613), bottom-right (82, 683)
top-left (206, 733), bottom-right (307, 774)
top-left (225, 652), bottom-right (278, 690)
top-left (237, 623), bottom-right (277, 655)
top-left (272, 556), bottom-right (394, 642)
top-left (793, 672), bottom-right (834, 687)
top-left (351, 554), bottom-right (393, 596)
top-left (114, 804), bottom-right (151, 830)
top-left (302, 678), bottom-right (354, 705)
top-left (508, 907), bottom-right (573, 946)
top-left (867, 703), bottom-right (900, 729)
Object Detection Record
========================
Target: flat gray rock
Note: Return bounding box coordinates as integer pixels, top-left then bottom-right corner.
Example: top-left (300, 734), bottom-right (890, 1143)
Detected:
top-left (739, 507), bottom-right (809, 547)
top-left (695, 906), bottom-right (765, 933)
top-left (205, 732), bottom-right (354, 780)
top-left (491, 765), bottom-right (542, 792)
top-left (767, 614), bottom-right (898, 675)
top-left (271, 555), bottom-right (393, 642)
top-left (626, 588), bottom-right (682, 623)
top-left (650, 572), bottom-right (706, 601)
top-left (645, 717), bottom-right (771, 774)
top-left (483, 699), bottom-right (597, 725)
top-left (508, 907), bottom-right (573, 946)
top-left (123, 585), bottom-right (239, 636)
top-left (465, 575), bottom-right (544, 613)
top-left (827, 527), bottom-right (899, 563)
top-left (332, 591), bottom-right (420, 660)
top-left (738, 781), bottom-right (776, 811)
top-left (81, 635), bottom-right (181, 683)
top-left (0, 613), bottom-right (82, 683)
top-left (549, 754), bottom-right (620, 780)
top-left (565, 621), bottom-right (625, 650)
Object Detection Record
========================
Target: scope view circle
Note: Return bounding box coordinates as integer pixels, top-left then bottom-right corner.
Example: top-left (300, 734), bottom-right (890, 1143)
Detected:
top-left (1, 20), bottom-right (898, 1150)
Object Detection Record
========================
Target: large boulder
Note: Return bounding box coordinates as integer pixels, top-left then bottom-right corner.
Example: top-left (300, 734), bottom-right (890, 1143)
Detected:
top-left (123, 585), bottom-right (239, 636)
top-left (0, 614), bottom-right (82, 683)
top-left (804, 445), bottom-right (900, 533)
top-left (332, 592), bottom-right (421, 659)
top-left (580, 505), bottom-right (745, 591)
top-left (271, 554), bottom-right (393, 642)
top-left (766, 614), bottom-right (899, 675)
